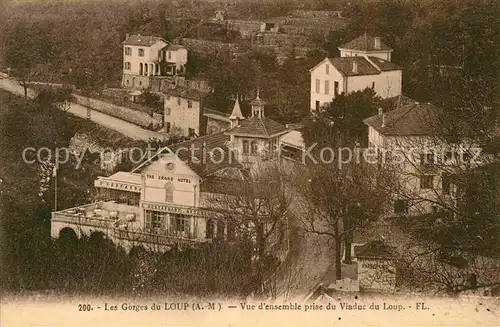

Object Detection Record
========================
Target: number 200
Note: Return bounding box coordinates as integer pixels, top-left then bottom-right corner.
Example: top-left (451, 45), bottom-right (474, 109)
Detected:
top-left (78, 304), bottom-right (92, 311)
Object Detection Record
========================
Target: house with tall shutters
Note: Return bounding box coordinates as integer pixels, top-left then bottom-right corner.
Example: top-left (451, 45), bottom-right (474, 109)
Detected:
top-left (121, 34), bottom-right (188, 90)
top-left (310, 32), bottom-right (402, 112)
top-left (51, 92), bottom-right (298, 253)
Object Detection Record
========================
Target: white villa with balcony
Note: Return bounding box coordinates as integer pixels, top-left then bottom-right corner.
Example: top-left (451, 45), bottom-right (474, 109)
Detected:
top-left (121, 34), bottom-right (188, 90)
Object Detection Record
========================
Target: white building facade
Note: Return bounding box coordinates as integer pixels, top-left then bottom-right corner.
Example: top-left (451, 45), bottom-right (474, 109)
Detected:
top-left (122, 34), bottom-right (188, 90)
top-left (310, 33), bottom-right (402, 112)
top-left (364, 102), bottom-right (483, 217)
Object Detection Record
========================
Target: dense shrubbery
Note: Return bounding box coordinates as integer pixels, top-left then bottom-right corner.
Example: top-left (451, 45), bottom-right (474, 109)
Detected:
top-left (3, 230), bottom-right (254, 297)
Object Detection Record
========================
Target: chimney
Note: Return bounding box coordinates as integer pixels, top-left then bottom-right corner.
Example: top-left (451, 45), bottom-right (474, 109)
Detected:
top-left (381, 114), bottom-right (386, 128)
top-left (125, 33), bottom-right (130, 40)
top-left (352, 61), bottom-right (358, 74)
top-left (378, 108), bottom-right (383, 116)
top-left (374, 37), bottom-right (381, 50)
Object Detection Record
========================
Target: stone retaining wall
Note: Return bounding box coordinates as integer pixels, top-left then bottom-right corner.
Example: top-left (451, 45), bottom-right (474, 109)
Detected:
top-left (73, 94), bottom-right (162, 130)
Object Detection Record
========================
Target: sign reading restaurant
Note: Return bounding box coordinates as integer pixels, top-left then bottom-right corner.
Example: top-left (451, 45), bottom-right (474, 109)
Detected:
top-left (142, 203), bottom-right (209, 217)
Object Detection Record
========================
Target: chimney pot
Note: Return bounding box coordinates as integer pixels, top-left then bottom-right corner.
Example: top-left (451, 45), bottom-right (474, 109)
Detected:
top-left (352, 61), bottom-right (358, 73)
top-left (382, 114), bottom-right (386, 128)
top-left (378, 108), bottom-right (383, 116)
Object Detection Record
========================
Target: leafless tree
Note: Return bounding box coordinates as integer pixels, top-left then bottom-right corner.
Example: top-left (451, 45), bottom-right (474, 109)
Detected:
top-left (373, 98), bottom-right (500, 295)
top-left (293, 158), bottom-right (395, 281)
top-left (205, 162), bottom-right (293, 292)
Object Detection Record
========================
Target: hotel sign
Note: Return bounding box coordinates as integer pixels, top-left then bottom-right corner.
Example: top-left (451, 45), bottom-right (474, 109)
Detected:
top-left (142, 203), bottom-right (209, 217)
top-left (146, 174), bottom-right (192, 184)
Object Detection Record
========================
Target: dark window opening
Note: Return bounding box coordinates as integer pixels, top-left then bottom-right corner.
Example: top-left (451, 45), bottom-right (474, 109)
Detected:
top-left (420, 175), bottom-right (434, 189)
top-left (394, 199), bottom-right (409, 214)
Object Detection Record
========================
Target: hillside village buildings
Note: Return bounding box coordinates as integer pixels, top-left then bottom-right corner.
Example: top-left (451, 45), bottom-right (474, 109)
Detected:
top-left (48, 26), bottom-right (499, 298)
top-left (51, 93), bottom-right (297, 253)
top-left (310, 33), bottom-right (402, 111)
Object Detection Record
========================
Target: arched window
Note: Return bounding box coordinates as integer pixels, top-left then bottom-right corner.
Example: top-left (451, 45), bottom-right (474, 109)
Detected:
top-left (251, 141), bottom-right (258, 155)
top-left (206, 219), bottom-right (214, 239)
top-left (139, 63), bottom-right (143, 75)
top-left (165, 182), bottom-right (174, 203)
top-left (243, 140), bottom-right (249, 154)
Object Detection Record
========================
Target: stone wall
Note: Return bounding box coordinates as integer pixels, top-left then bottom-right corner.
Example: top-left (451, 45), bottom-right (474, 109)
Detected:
top-left (227, 20), bottom-right (262, 38)
top-left (181, 38), bottom-right (249, 58)
top-left (291, 10), bottom-right (343, 19)
top-left (121, 73), bottom-right (152, 89)
top-left (255, 32), bottom-right (315, 48)
top-left (73, 94), bottom-right (162, 130)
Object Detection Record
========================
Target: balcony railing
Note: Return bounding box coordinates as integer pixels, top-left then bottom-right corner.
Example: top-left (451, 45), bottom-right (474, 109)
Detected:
top-left (52, 209), bottom-right (208, 247)
top-left (52, 212), bottom-right (112, 229)
top-left (114, 228), bottom-right (206, 246)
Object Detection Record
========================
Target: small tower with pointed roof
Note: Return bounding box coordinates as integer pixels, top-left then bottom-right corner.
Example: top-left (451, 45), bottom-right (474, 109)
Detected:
top-left (229, 96), bottom-right (244, 128)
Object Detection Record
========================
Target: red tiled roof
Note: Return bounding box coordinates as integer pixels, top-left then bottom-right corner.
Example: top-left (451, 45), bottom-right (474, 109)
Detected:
top-left (339, 33), bottom-right (392, 52)
top-left (226, 116), bottom-right (288, 137)
top-left (123, 35), bottom-right (166, 47)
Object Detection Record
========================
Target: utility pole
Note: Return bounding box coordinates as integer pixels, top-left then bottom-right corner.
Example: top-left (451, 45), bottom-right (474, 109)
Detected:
top-left (53, 162), bottom-right (58, 212)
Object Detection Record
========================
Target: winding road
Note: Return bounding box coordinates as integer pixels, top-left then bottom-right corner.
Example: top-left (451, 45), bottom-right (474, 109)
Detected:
top-left (270, 184), bottom-right (337, 300)
top-left (0, 77), bottom-right (167, 141)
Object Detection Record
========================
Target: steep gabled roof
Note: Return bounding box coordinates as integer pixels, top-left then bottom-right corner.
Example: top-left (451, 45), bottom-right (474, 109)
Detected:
top-left (339, 33), bottom-right (392, 52)
top-left (131, 132), bottom-right (242, 178)
top-left (168, 132), bottom-right (242, 177)
top-left (364, 102), bottom-right (442, 136)
top-left (123, 34), bottom-right (167, 47)
top-left (225, 116), bottom-right (288, 138)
